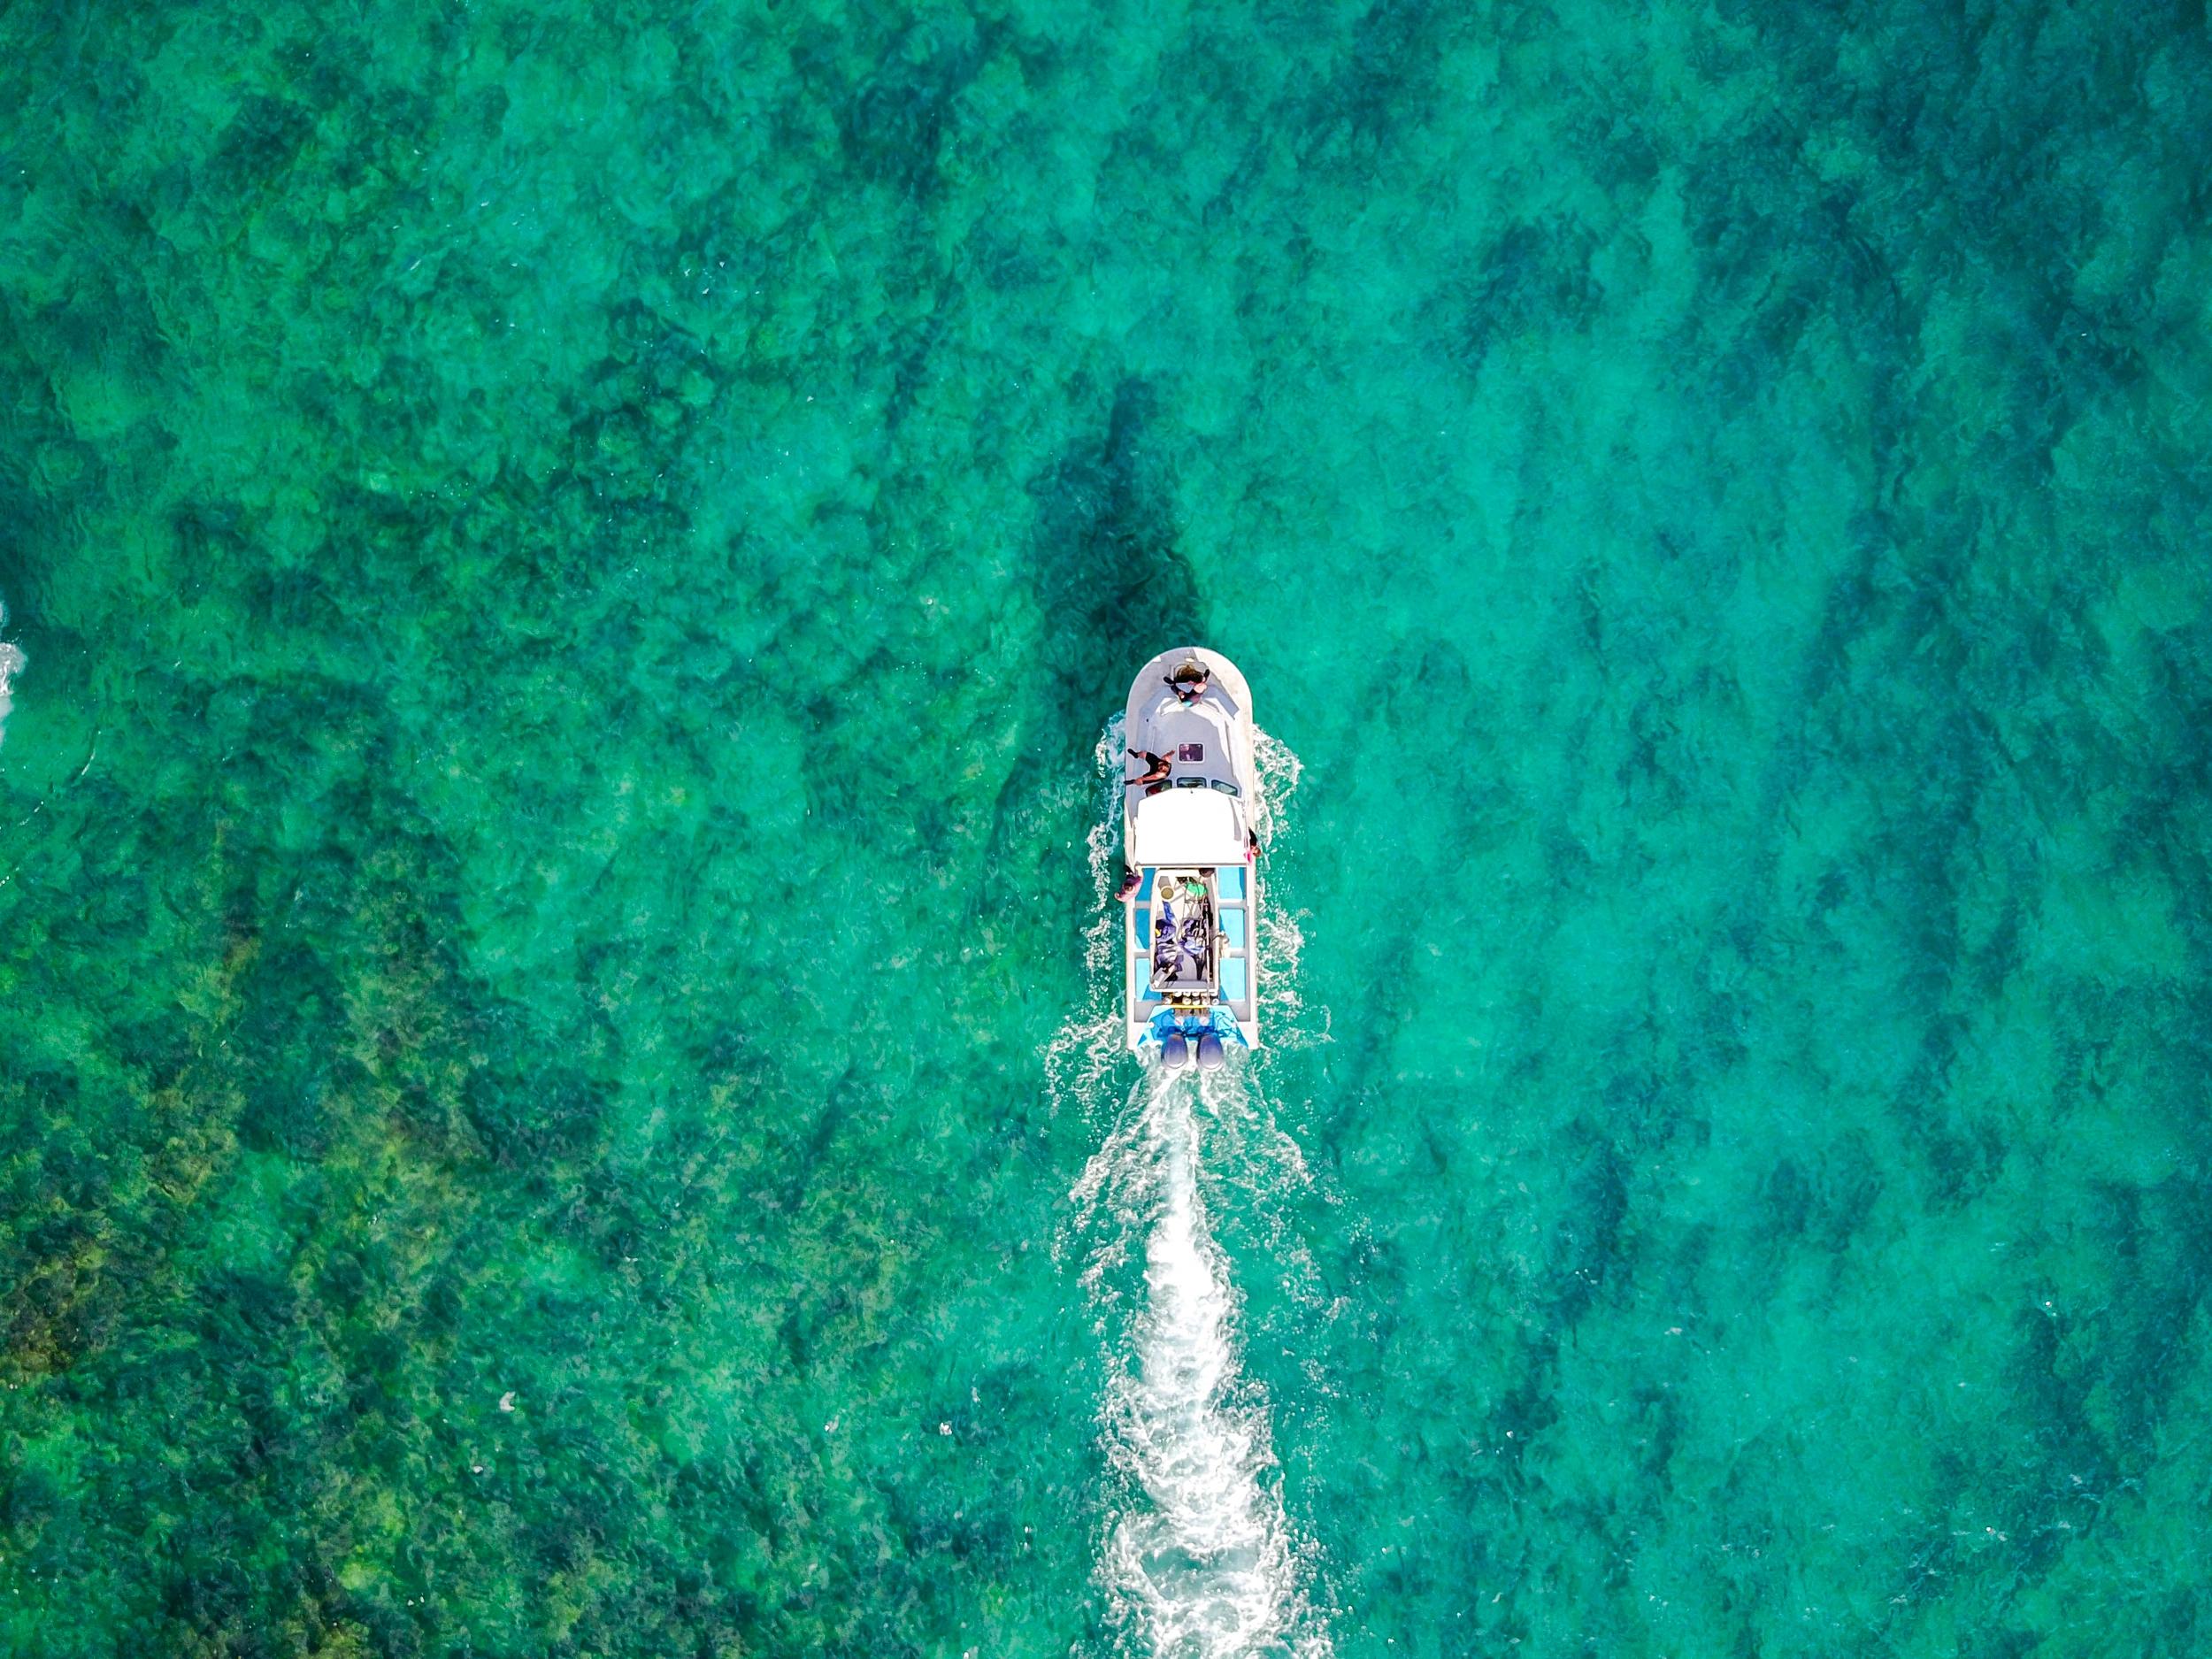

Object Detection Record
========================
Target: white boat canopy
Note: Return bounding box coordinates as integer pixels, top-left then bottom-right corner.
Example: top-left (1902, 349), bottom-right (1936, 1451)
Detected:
top-left (1131, 787), bottom-right (1248, 865)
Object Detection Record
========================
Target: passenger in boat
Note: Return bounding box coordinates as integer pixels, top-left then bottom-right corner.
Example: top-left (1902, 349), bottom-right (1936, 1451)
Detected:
top-left (1153, 928), bottom-right (1182, 983)
top-left (1164, 659), bottom-right (1210, 703)
top-left (1139, 657), bottom-right (1238, 730)
top-left (1151, 886), bottom-right (1179, 978)
top-left (1126, 748), bottom-right (1171, 787)
top-left (1148, 876), bottom-right (1213, 986)
top-left (1155, 875), bottom-right (1182, 929)
top-left (1116, 749), bottom-right (1172, 902)
top-left (1155, 926), bottom-right (1204, 986)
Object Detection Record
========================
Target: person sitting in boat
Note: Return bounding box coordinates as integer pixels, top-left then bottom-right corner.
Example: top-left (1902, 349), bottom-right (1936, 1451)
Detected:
top-left (1153, 926), bottom-right (1184, 983)
top-left (1171, 661), bottom-right (1208, 700)
top-left (1156, 875), bottom-right (1187, 930)
top-left (1135, 656), bottom-right (1240, 737)
top-left (1115, 749), bottom-right (1173, 900)
top-left (1164, 658), bottom-right (1213, 707)
top-left (1151, 878), bottom-right (1183, 979)
top-left (1152, 879), bottom-right (1210, 985)
top-left (1126, 747), bottom-right (1171, 787)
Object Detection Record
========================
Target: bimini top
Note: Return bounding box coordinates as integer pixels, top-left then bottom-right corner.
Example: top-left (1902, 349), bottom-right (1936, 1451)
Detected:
top-left (1131, 785), bottom-right (1248, 865)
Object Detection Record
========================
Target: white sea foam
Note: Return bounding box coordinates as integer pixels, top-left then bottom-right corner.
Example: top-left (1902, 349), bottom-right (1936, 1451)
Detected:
top-left (0, 600), bottom-right (20, 754)
top-left (1089, 1069), bottom-right (1330, 1659)
top-left (1085, 713), bottom-right (1130, 976)
top-left (1251, 726), bottom-right (1302, 851)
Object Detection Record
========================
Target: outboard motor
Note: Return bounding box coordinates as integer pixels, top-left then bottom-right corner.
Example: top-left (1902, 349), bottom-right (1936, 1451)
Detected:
top-left (1194, 1030), bottom-right (1225, 1071)
top-left (1160, 1030), bottom-right (1191, 1069)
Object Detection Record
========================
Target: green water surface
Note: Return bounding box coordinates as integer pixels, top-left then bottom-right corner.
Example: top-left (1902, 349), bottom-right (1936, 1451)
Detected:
top-left (3, 2), bottom-right (2209, 1655)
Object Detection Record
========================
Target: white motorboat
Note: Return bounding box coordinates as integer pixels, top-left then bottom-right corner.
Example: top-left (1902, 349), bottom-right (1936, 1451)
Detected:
top-left (1120, 647), bottom-right (1262, 1067)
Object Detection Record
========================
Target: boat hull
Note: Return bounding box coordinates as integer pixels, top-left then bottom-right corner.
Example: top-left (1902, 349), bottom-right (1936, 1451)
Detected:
top-left (1121, 648), bottom-right (1261, 1056)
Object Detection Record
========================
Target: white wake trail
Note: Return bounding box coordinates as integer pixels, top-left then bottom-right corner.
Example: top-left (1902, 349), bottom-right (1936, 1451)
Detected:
top-left (1094, 1068), bottom-right (1325, 1659)
top-left (0, 598), bottom-right (21, 755)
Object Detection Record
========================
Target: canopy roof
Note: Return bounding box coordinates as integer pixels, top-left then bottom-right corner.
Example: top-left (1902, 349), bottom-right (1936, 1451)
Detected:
top-left (1132, 787), bottom-right (1248, 865)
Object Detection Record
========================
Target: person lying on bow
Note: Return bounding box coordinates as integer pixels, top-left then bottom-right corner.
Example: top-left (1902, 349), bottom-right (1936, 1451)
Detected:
top-left (1164, 658), bottom-right (1210, 704)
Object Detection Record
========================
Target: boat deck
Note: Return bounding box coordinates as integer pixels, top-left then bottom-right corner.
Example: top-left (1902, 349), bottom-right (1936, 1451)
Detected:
top-left (1127, 864), bottom-right (1254, 1018)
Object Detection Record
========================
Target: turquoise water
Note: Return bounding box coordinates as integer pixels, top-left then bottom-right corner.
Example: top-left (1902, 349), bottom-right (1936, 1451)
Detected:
top-left (4, 2), bottom-right (2211, 1655)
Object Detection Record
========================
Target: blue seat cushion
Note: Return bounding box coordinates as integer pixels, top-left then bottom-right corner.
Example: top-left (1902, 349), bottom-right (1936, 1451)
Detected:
top-left (1223, 959), bottom-right (1248, 1002)
top-left (1217, 866), bottom-right (1245, 900)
